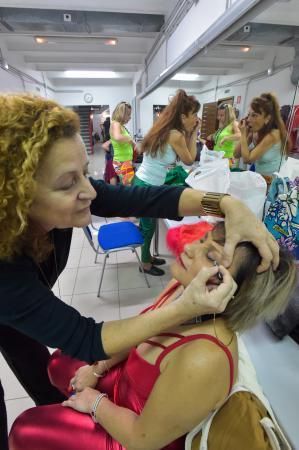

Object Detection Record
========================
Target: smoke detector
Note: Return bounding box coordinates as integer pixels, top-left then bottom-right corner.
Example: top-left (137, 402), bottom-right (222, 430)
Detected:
top-left (63, 13), bottom-right (72, 22)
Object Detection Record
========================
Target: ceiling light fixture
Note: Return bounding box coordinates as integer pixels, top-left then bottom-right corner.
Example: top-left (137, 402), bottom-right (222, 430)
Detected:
top-left (64, 70), bottom-right (118, 78)
top-left (241, 46), bottom-right (251, 52)
top-left (171, 73), bottom-right (200, 81)
top-left (35, 36), bottom-right (48, 44)
top-left (105, 38), bottom-right (117, 46)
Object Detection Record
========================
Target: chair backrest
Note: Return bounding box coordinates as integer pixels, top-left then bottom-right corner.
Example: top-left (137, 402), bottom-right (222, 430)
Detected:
top-left (83, 226), bottom-right (97, 252)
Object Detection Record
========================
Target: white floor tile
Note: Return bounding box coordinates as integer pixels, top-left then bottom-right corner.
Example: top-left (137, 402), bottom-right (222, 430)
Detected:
top-left (118, 264), bottom-right (163, 290)
top-left (72, 291), bottom-right (120, 322)
top-left (70, 228), bottom-right (85, 249)
top-left (66, 247), bottom-right (82, 268)
top-left (119, 286), bottom-right (162, 308)
top-left (6, 397), bottom-right (35, 430)
top-left (53, 267), bottom-right (77, 296)
top-left (79, 245), bottom-right (117, 267)
top-left (74, 266), bottom-right (118, 294)
top-left (119, 286), bottom-right (161, 319)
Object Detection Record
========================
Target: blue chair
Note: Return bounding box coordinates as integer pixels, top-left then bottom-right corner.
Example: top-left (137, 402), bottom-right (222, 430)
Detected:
top-left (83, 221), bottom-right (150, 297)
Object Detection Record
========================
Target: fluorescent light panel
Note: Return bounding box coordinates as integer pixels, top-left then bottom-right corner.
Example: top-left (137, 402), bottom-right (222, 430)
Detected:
top-left (171, 73), bottom-right (200, 81)
top-left (64, 70), bottom-right (117, 78)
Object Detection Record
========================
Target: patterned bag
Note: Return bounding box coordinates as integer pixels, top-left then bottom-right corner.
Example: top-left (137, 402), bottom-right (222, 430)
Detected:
top-left (264, 176), bottom-right (299, 261)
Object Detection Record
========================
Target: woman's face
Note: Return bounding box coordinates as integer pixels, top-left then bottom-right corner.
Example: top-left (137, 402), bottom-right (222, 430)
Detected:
top-left (28, 133), bottom-right (97, 232)
top-left (123, 107), bottom-right (132, 124)
top-left (247, 107), bottom-right (270, 132)
top-left (217, 109), bottom-right (226, 125)
top-left (182, 110), bottom-right (198, 132)
top-left (171, 229), bottom-right (235, 287)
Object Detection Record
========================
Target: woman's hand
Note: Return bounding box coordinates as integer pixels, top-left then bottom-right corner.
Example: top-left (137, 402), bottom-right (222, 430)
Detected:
top-left (62, 387), bottom-right (100, 414)
top-left (238, 118), bottom-right (248, 136)
top-left (178, 266), bottom-right (237, 316)
top-left (219, 196), bottom-right (279, 272)
top-left (219, 136), bottom-right (227, 146)
top-left (69, 364), bottom-right (102, 392)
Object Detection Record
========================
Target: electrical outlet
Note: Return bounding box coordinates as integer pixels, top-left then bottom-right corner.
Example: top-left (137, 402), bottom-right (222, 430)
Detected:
top-left (63, 13), bottom-right (72, 22)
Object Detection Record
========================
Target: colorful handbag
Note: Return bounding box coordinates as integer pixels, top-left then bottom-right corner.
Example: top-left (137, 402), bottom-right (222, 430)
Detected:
top-left (264, 176), bottom-right (299, 261)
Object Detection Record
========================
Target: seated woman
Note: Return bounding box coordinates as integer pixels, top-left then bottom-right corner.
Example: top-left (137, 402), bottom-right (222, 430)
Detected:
top-left (9, 223), bottom-right (296, 450)
top-left (234, 92), bottom-right (291, 182)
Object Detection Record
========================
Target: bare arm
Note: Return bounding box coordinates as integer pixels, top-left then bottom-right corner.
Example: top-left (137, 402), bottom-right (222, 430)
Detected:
top-left (63, 342), bottom-right (228, 449)
top-left (110, 121), bottom-right (132, 143)
top-left (219, 121), bottom-right (241, 146)
top-left (168, 129), bottom-right (197, 165)
top-left (177, 189), bottom-right (279, 272)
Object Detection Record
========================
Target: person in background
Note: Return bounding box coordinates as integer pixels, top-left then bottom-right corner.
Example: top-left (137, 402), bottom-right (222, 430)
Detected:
top-left (9, 222), bottom-right (296, 450)
top-left (133, 89), bottom-right (200, 276)
top-left (234, 93), bottom-right (291, 183)
top-left (102, 140), bottom-right (118, 185)
top-left (110, 102), bottom-right (135, 185)
top-left (0, 93), bottom-right (280, 450)
top-left (103, 117), bottom-right (110, 142)
top-left (207, 103), bottom-right (241, 164)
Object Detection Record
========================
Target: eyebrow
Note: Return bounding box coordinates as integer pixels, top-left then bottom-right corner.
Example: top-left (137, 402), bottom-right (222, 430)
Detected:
top-left (55, 162), bottom-right (89, 182)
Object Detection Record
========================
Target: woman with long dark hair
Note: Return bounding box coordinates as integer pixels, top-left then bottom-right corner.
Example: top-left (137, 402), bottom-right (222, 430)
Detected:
top-left (234, 93), bottom-right (291, 180)
top-left (133, 89), bottom-right (201, 276)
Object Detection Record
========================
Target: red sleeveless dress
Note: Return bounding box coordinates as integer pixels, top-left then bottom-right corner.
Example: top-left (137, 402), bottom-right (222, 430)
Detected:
top-left (9, 282), bottom-right (234, 450)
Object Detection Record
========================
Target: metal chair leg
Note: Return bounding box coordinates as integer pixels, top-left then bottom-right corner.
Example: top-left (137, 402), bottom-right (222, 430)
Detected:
top-left (133, 248), bottom-right (150, 288)
top-left (95, 244), bottom-right (100, 264)
top-left (97, 253), bottom-right (108, 297)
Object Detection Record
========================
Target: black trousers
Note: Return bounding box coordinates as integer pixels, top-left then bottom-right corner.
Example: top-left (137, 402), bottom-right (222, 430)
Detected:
top-left (0, 325), bottom-right (66, 449)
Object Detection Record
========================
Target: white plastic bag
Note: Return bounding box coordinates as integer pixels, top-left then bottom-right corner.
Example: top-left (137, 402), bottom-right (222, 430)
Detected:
top-left (200, 145), bottom-right (225, 164)
top-left (185, 158), bottom-right (230, 193)
top-left (228, 171), bottom-right (267, 219)
top-left (275, 157), bottom-right (299, 180)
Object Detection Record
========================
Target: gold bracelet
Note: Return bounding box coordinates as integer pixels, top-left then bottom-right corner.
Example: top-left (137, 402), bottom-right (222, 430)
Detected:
top-left (201, 192), bottom-right (230, 217)
top-left (93, 360), bottom-right (109, 378)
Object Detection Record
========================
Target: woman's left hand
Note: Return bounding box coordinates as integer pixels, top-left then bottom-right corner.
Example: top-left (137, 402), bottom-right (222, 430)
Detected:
top-left (62, 387), bottom-right (100, 414)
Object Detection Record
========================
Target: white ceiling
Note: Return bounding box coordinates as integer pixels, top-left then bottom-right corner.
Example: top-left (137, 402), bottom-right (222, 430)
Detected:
top-left (163, 0), bottom-right (299, 90)
top-left (0, 0), bottom-right (177, 16)
top-left (0, 0), bottom-right (177, 85)
top-left (0, 0), bottom-right (299, 89)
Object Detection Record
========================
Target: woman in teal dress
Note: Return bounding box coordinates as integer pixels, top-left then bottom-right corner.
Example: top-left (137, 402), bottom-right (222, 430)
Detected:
top-left (234, 93), bottom-right (291, 183)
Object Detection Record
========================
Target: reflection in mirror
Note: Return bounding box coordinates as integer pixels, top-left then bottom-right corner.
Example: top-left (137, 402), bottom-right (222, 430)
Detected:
top-left (139, 1), bottom-right (299, 447)
top-left (140, 0), bottom-right (299, 162)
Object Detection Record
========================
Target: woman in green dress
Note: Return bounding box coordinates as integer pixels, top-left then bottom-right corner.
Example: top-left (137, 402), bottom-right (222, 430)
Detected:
top-left (207, 103), bottom-right (241, 164)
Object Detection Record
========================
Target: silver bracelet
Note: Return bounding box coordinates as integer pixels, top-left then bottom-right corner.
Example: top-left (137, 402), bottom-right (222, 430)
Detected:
top-left (90, 393), bottom-right (108, 423)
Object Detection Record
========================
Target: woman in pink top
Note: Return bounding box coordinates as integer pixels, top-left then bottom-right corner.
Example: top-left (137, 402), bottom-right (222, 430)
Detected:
top-left (9, 223), bottom-right (296, 450)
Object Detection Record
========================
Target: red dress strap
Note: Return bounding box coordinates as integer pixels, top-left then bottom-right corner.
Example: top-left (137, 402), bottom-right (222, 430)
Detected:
top-left (140, 281), bottom-right (181, 314)
top-left (143, 340), bottom-right (166, 350)
top-left (155, 334), bottom-right (234, 395)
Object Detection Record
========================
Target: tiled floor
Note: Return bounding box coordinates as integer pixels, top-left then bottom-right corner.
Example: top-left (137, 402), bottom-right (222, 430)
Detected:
top-left (0, 144), bottom-right (175, 431)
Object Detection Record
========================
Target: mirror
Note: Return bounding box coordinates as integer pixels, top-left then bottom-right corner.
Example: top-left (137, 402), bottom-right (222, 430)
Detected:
top-left (139, 0), bottom-right (299, 160)
top-left (139, 2), bottom-right (299, 447)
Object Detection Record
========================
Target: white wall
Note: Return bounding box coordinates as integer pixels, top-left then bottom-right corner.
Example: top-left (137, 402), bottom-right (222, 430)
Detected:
top-left (0, 68), bottom-right (24, 92)
top-left (139, 84), bottom-right (204, 135)
top-left (191, 65), bottom-right (297, 118)
top-left (54, 85), bottom-right (134, 132)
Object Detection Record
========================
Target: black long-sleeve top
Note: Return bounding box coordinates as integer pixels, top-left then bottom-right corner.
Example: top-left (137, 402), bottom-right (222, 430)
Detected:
top-left (0, 180), bottom-right (185, 363)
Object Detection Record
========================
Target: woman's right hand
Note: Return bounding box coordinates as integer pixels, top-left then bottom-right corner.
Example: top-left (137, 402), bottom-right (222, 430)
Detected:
top-left (177, 266), bottom-right (237, 316)
top-left (69, 364), bottom-right (102, 392)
